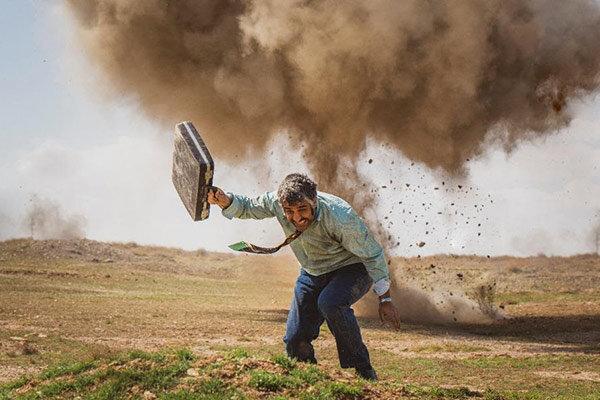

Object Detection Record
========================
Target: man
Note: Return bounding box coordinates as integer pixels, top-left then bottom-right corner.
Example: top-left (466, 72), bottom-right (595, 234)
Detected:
top-left (208, 173), bottom-right (400, 380)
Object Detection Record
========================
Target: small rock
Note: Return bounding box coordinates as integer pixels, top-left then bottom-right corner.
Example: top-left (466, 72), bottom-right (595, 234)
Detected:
top-left (186, 368), bottom-right (199, 377)
top-left (417, 241), bottom-right (426, 248)
top-left (143, 391), bottom-right (157, 400)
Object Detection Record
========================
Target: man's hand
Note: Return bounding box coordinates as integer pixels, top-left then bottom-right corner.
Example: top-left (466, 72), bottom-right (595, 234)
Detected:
top-left (378, 301), bottom-right (400, 330)
top-left (207, 187), bottom-right (232, 209)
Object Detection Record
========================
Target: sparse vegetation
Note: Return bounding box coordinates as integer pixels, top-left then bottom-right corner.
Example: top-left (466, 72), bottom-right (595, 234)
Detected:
top-left (249, 370), bottom-right (300, 391)
top-left (1, 239), bottom-right (600, 399)
top-left (1, 348), bottom-right (525, 399)
top-left (39, 360), bottom-right (97, 380)
top-left (272, 354), bottom-right (297, 371)
top-left (227, 348), bottom-right (250, 361)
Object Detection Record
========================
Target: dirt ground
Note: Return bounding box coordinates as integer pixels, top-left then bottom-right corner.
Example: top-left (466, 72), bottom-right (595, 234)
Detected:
top-left (1, 239), bottom-right (599, 397)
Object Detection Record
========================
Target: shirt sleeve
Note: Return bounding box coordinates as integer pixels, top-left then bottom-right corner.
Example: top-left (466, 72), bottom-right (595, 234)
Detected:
top-left (221, 191), bottom-right (278, 220)
top-left (337, 209), bottom-right (390, 295)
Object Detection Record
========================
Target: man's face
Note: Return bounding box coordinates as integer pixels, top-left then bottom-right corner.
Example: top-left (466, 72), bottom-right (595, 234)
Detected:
top-left (282, 198), bottom-right (315, 232)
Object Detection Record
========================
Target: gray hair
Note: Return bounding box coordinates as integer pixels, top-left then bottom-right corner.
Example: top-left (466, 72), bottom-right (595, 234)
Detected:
top-left (277, 173), bottom-right (317, 205)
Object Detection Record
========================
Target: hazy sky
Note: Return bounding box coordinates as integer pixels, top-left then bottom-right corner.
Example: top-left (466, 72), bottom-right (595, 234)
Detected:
top-left (1, 1), bottom-right (599, 257)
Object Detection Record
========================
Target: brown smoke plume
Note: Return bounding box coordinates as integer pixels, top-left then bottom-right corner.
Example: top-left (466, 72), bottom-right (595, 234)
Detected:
top-left (24, 195), bottom-right (87, 240)
top-left (65, 0), bottom-right (600, 184)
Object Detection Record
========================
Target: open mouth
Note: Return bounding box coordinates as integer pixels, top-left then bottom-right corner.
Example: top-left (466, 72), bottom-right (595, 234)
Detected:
top-left (295, 220), bottom-right (309, 228)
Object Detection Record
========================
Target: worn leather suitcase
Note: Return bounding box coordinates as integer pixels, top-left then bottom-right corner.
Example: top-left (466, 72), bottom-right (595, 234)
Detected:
top-left (172, 121), bottom-right (214, 221)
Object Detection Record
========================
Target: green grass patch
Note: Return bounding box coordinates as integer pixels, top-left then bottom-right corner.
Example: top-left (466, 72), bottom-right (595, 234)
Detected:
top-left (86, 379), bottom-right (127, 400)
top-left (301, 381), bottom-right (364, 400)
top-left (0, 376), bottom-right (30, 400)
top-left (126, 349), bottom-right (167, 363)
top-left (289, 365), bottom-right (327, 384)
top-left (249, 370), bottom-right (301, 392)
top-left (15, 374), bottom-right (97, 400)
top-left (0, 376), bottom-right (30, 392)
top-left (5, 345), bottom-right (599, 400)
top-left (39, 359), bottom-right (97, 380)
top-left (159, 378), bottom-right (245, 400)
top-left (272, 354), bottom-right (297, 371)
top-left (321, 381), bottom-right (363, 399)
top-left (175, 348), bottom-right (195, 363)
top-left (404, 384), bottom-right (479, 399)
top-left (226, 347), bottom-right (250, 361)
top-left (8, 348), bottom-right (196, 400)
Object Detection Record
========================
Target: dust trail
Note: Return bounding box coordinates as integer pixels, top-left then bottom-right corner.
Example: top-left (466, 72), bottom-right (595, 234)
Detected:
top-left (24, 195), bottom-right (87, 240)
top-left (65, 0), bottom-right (600, 323)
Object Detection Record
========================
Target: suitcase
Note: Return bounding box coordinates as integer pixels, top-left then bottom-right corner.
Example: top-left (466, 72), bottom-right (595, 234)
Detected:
top-left (172, 121), bottom-right (214, 221)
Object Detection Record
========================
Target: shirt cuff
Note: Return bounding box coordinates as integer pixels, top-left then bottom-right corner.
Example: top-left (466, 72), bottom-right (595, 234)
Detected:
top-left (221, 193), bottom-right (241, 219)
top-left (372, 278), bottom-right (390, 296)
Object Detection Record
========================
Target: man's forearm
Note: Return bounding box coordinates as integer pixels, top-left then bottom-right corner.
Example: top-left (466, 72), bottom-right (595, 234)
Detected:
top-left (220, 192), bottom-right (278, 220)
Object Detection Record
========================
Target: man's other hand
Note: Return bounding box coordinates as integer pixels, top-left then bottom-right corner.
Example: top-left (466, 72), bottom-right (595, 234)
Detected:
top-left (378, 301), bottom-right (400, 330)
top-left (207, 187), bottom-right (232, 209)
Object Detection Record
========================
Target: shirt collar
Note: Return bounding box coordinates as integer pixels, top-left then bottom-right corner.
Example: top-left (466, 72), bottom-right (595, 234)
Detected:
top-left (313, 196), bottom-right (322, 222)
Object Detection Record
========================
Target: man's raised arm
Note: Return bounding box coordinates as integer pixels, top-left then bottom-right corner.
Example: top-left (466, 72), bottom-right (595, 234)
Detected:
top-left (208, 188), bottom-right (277, 220)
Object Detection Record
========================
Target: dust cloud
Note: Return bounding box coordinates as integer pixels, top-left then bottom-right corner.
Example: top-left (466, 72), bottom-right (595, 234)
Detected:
top-left (24, 195), bottom-right (87, 240)
top-left (65, 0), bottom-right (600, 324)
top-left (65, 0), bottom-right (600, 180)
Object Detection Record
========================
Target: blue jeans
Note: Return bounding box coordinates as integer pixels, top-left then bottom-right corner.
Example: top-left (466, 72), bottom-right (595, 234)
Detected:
top-left (283, 263), bottom-right (373, 370)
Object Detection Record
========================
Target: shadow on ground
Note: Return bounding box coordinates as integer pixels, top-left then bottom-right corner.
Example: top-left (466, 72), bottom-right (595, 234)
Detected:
top-left (252, 308), bottom-right (600, 353)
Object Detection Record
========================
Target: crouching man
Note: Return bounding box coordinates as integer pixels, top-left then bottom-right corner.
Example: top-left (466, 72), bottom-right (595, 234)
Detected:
top-left (208, 173), bottom-right (400, 380)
